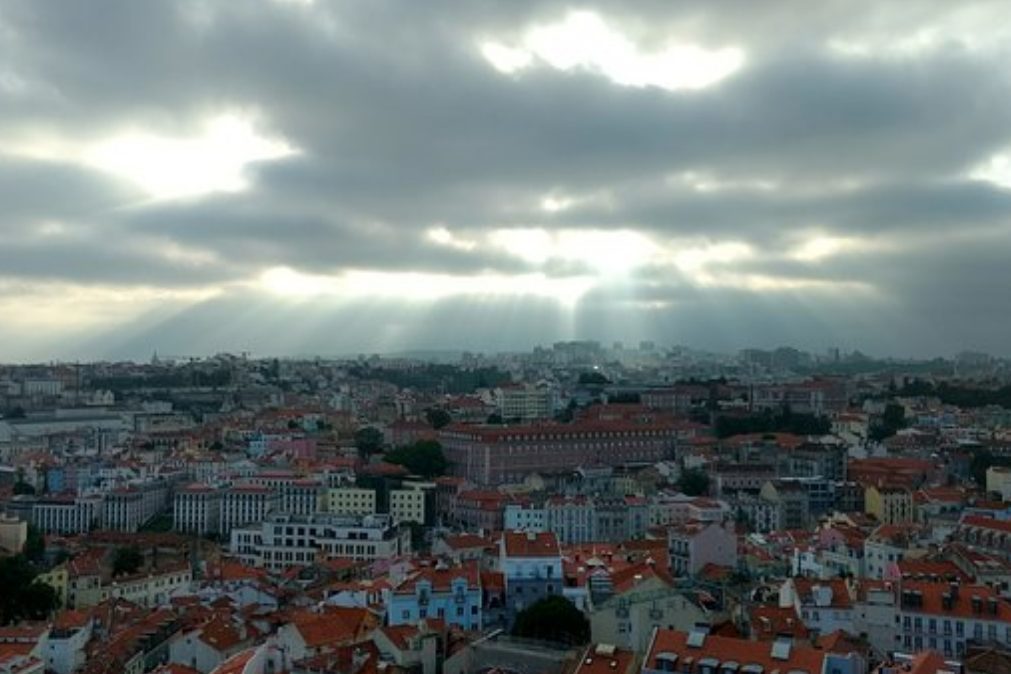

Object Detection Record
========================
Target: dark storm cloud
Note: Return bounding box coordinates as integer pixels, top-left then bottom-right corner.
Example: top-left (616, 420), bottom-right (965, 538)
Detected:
top-left (2, 0), bottom-right (1011, 357)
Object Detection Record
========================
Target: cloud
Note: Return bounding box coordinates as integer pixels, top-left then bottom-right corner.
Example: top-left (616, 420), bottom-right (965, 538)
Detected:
top-left (2, 0), bottom-right (1011, 359)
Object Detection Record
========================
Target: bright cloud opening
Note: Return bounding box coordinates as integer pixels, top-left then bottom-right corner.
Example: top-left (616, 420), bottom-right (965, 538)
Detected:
top-left (426, 226), bottom-right (478, 251)
top-left (490, 228), bottom-right (659, 276)
top-left (259, 267), bottom-right (594, 306)
top-left (480, 11), bottom-right (744, 91)
top-left (972, 151), bottom-right (1011, 189)
top-left (84, 114), bottom-right (298, 200)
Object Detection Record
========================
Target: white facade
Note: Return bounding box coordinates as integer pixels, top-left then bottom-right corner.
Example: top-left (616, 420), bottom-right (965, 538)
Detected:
top-left (25, 496), bottom-right (103, 535)
top-left (280, 481), bottom-right (322, 515)
top-left (230, 512), bottom-right (407, 571)
top-left (174, 486), bottom-right (223, 535)
top-left (495, 384), bottom-right (557, 421)
top-left (220, 486), bottom-right (277, 536)
top-left (104, 480), bottom-right (169, 532)
top-left (45, 619), bottom-right (92, 674)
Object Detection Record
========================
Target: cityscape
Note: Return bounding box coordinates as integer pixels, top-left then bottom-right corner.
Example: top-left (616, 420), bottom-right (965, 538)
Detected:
top-left (4, 3), bottom-right (1011, 674)
top-left (2, 344), bottom-right (1011, 674)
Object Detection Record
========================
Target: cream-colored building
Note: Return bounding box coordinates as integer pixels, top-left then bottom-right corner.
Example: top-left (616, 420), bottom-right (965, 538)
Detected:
top-left (0, 513), bottom-right (27, 554)
top-left (390, 488), bottom-right (426, 524)
top-left (326, 487), bottom-right (377, 515)
top-left (865, 485), bottom-right (914, 524)
top-left (68, 563), bottom-right (192, 609)
top-left (986, 466), bottom-right (1011, 501)
top-left (36, 564), bottom-right (69, 608)
top-left (589, 574), bottom-right (717, 652)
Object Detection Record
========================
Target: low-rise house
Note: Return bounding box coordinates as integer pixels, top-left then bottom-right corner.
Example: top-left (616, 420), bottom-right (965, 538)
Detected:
top-left (779, 577), bottom-right (855, 638)
top-left (389, 562), bottom-right (482, 630)
top-left (168, 616), bottom-right (259, 674)
top-left (641, 626), bottom-right (865, 674)
top-left (372, 621), bottom-right (444, 674)
top-left (46, 610), bottom-right (92, 674)
top-left (865, 524), bottom-right (926, 580)
top-left (572, 644), bottom-right (637, 674)
top-left (589, 566), bottom-right (712, 653)
top-left (667, 521), bottom-right (737, 577)
top-left (275, 607), bottom-right (376, 662)
top-left (499, 531), bottom-right (563, 617)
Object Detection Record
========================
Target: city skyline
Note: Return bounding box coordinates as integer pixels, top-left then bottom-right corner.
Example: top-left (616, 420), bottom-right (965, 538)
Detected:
top-left (3, 1), bottom-right (1011, 361)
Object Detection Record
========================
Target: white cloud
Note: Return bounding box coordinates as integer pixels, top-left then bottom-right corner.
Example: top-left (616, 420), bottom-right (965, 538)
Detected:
top-left (971, 151), bottom-right (1011, 189)
top-left (490, 228), bottom-right (659, 276)
top-left (481, 11), bottom-right (743, 91)
top-left (83, 113), bottom-right (298, 200)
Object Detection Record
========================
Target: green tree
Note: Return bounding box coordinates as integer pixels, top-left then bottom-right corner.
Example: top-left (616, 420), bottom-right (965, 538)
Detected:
top-left (354, 426), bottom-right (385, 457)
top-left (112, 546), bottom-right (144, 577)
top-left (972, 448), bottom-right (1011, 488)
top-left (425, 408), bottom-right (452, 430)
top-left (869, 402), bottom-right (907, 442)
top-left (577, 371), bottom-right (610, 385)
top-left (385, 440), bottom-right (448, 478)
top-left (677, 467), bottom-right (711, 496)
top-left (486, 413), bottom-right (504, 425)
top-left (13, 480), bottom-right (35, 496)
top-left (23, 525), bottom-right (45, 563)
top-left (512, 596), bottom-right (590, 645)
top-left (0, 556), bottom-right (59, 625)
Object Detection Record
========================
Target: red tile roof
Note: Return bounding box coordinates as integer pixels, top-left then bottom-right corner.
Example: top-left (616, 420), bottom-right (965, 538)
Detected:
top-left (573, 645), bottom-right (637, 674)
top-left (502, 531), bottom-right (560, 558)
top-left (645, 629), bottom-right (827, 674)
top-left (961, 515), bottom-right (1011, 534)
top-left (750, 606), bottom-right (809, 641)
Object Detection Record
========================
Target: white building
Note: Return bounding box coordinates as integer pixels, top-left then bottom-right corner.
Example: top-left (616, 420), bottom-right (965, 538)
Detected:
top-left (174, 484), bottom-right (223, 535)
top-left (219, 485), bottom-right (277, 536)
top-left (667, 520), bottom-right (737, 577)
top-left (280, 479), bottom-right (323, 516)
top-left (229, 512), bottom-right (408, 571)
top-left (104, 479), bottom-right (170, 532)
top-left (494, 383), bottom-right (557, 422)
top-left (504, 503), bottom-right (547, 532)
top-left (46, 614), bottom-right (92, 674)
top-left (9, 495), bottom-right (103, 535)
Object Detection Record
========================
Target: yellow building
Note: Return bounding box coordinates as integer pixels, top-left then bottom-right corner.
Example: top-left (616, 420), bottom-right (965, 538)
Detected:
top-left (865, 485), bottom-right (914, 524)
top-left (36, 563), bottom-right (69, 608)
top-left (0, 514), bottom-right (27, 555)
top-left (390, 488), bottom-right (426, 524)
top-left (326, 487), bottom-right (377, 515)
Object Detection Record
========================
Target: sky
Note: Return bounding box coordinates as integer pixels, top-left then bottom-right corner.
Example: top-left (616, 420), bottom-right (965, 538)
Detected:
top-left (2, 1), bottom-right (1011, 361)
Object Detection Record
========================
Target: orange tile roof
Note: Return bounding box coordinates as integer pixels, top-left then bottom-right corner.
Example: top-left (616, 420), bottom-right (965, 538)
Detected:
top-left (646, 629), bottom-right (827, 674)
top-left (961, 515), bottom-right (1011, 534)
top-left (900, 580), bottom-right (1011, 621)
top-left (502, 531), bottom-right (560, 558)
top-left (750, 606), bottom-right (809, 641)
top-left (573, 645), bottom-right (637, 674)
top-left (395, 562), bottom-right (481, 594)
